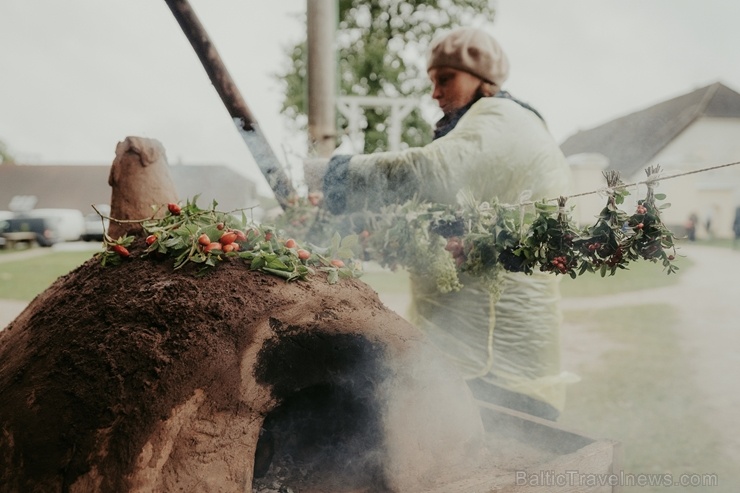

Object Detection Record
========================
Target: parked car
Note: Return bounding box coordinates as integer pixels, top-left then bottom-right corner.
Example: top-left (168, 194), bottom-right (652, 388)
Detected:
top-left (0, 211), bottom-right (13, 247)
top-left (23, 209), bottom-right (86, 242)
top-left (82, 213), bottom-right (109, 242)
top-left (81, 204), bottom-right (110, 242)
top-left (0, 216), bottom-right (60, 247)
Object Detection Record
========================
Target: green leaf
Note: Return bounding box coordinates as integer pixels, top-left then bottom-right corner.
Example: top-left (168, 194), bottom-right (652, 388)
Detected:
top-left (340, 234), bottom-right (359, 250)
top-left (263, 267), bottom-right (295, 279)
top-left (337, 247), bottom-right (354, 259)
top-left (266, 258), bottom-right (290, 270)
top-left (163, 237), bottom-right (185, 249)
top-left (251, 256), bottom-right (266, 270)
top-left (654, 193), bottom-right (667, 200)
top-left (331, 232), bottom-right (341, 253)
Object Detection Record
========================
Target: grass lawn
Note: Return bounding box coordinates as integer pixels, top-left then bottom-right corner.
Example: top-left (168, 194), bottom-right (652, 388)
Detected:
top-left (359, 267), bottom-right (410, 294)
top-left (559, 254), bottom-right (692, 298)
top-left (559, 305), bottom-right (735, 492)
top-left (0, 251), bottom-right (95, 301)
top-left (360, 255), bottom-right (693, 300)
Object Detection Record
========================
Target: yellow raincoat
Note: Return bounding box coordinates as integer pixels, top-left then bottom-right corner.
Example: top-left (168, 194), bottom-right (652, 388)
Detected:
top-left (324, 96), bottom-right (573, 412)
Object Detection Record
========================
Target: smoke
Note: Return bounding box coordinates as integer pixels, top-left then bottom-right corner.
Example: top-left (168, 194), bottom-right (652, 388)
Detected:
top-left (378, 341), bottom-right (491, 491)
top-left (252, 328), bottom-right (494, 492)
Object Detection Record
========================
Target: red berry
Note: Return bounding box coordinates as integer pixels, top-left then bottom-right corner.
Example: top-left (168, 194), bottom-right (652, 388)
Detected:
top-left (198, 233), bottom-right (211, 246)
top-left (112, 244), bottom-right (130, 257)
top-left (636, 223), bottom-right (644, 229)
top-left (219, 231), bottom-right (238, 245)
top-left (264, 232), bottom-right (273, 241)
top-left (145, 235), bottom-right (157, 246)
top-left (330, 259), bottom-right (345, 268)
top-left (216, 222), bottom-right (225, 230)
top-left (308, 192), bottom-right (322, 207)
top-left (222, 243), bottom-right (235, 253)
top-left (233, 229), bottom-right (247, 242)
top-left (167, 203), bottom-right (181, 215)
top-left (297, 249), bottom-right (311, 260)
top-left (284, 238), bottom-right (297, 249)
top-left (204, 242), bottom-right (222, 254)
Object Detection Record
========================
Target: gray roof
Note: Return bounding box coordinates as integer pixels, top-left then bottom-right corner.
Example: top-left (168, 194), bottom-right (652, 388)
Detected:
top-left (0, 163), bottom-right (261, 214)
top-left (560, 82), bottom-right (740, 178)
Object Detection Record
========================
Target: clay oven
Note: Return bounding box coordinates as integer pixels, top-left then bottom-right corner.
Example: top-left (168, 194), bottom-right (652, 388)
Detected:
top-left (0, 137), bottom-right (621, 493)
top-left (0, 246), bottom-right (485, 492)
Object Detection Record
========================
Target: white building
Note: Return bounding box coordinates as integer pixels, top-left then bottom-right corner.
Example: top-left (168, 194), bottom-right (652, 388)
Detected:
top-left (561, 82), bottom-right (740, 239)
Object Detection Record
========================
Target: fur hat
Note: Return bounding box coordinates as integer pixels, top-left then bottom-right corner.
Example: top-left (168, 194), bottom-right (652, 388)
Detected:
top-left (427, 27), bottom-right (510, 87)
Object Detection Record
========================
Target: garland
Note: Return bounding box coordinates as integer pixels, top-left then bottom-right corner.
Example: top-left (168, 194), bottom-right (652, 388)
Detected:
top-left (97, 196), bottom-right (362, 284)
top-left (99, 167), bottom-right (679, 292)
top-left (277, 166), bottom-right (679, 291)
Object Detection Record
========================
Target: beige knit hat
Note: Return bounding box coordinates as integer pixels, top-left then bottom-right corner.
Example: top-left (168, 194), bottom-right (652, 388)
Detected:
top-left (427, 27), bottom-right (510, 87)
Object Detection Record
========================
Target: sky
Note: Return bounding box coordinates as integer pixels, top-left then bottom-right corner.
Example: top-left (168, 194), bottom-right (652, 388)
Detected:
top-left (2, 0), bottom-right (740, 198)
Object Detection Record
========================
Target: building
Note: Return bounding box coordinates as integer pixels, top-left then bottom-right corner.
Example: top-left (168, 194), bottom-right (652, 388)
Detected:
top-left (561, 82), bottom-right (740, 239)
top-left (0, 162), bottom-right (267, 223)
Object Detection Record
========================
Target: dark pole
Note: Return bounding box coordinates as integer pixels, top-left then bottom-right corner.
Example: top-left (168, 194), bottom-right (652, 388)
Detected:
top-left (164, 0), bottom-right (296, 210)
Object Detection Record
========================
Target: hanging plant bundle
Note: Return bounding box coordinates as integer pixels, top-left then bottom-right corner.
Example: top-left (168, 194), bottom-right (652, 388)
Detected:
top-left (518, 197), bottom-right (582, 278)
top-left (572, 170), bottom-right (631, 276)
top-left (622, 165), bottom-right (679, 273)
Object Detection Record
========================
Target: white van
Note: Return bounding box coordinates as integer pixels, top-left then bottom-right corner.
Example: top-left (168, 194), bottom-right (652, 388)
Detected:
top-left (24, 209), bottom-right (86, 242)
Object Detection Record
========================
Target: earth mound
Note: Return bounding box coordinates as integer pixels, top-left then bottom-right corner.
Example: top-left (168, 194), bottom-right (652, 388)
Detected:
top-left (0, 243), bottom-right (482, 492)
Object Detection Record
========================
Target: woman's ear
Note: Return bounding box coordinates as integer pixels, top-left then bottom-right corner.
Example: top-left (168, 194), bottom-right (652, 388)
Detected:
top-left (479, 82), bottom-right (497, 97)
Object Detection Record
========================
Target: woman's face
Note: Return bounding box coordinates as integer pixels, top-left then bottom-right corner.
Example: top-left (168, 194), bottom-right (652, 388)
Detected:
top-left (429, 67), bottom-right (484, 115)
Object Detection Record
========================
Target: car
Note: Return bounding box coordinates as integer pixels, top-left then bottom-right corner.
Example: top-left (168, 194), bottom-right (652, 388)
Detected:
top-left (82, 212), bottom-right (110, 242)
top-left (0, 216), bottom-right (60, 247)
top-left (81, 205), bottom-right (110, 242)
top-left (0, 211), bottom-right (13, 247)
top-left (23, 209), bottom-right (86, 242)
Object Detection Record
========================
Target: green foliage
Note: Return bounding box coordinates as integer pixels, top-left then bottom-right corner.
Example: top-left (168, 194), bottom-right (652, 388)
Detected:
top-left (278, 0), bottom-right (497, 153)
top-left (97, 197), bottom-right (362, 283)
top-left (291, 181), bottom-right (680, 297)
top-left (0, 138), bottom-right (15, 164)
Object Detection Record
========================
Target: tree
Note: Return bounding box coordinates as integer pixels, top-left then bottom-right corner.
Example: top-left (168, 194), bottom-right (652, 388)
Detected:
top-left (278, 0), bottom-right (497, 154)
top-left (0, 138), bottom-right (14, 164)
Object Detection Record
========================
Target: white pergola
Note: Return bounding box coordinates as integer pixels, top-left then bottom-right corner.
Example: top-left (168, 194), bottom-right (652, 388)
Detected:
top-left (337, 96), bottom-right (419, 152)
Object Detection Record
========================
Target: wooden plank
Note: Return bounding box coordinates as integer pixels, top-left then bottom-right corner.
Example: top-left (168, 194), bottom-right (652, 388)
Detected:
top-left (478, 401), bottom-right (596, 455)
top-left (419, 402), bottom-right (620, 493)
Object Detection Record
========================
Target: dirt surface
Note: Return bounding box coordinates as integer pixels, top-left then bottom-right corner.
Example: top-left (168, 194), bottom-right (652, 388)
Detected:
top-left (0, 241), bottom-right (430, 492)
top-left (0, 240), bottom-right (498, 493)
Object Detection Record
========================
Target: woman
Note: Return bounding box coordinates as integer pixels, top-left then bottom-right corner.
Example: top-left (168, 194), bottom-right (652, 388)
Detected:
top-left (323, 27), bottom-right (572, 420)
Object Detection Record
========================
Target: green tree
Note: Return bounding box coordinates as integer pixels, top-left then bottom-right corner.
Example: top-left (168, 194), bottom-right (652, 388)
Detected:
top-left (278, 0), bottom-right (497, 154)
top-left (0, 139), bottom-right (14, 164)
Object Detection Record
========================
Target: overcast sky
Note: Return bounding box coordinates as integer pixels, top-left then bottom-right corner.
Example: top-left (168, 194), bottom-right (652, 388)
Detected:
top-left (2, 1), bottom-right (739, 197)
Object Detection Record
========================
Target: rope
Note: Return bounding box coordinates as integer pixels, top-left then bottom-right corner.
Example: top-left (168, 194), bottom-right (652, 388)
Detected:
top-left (546, 159), bottom-right (740, 204)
